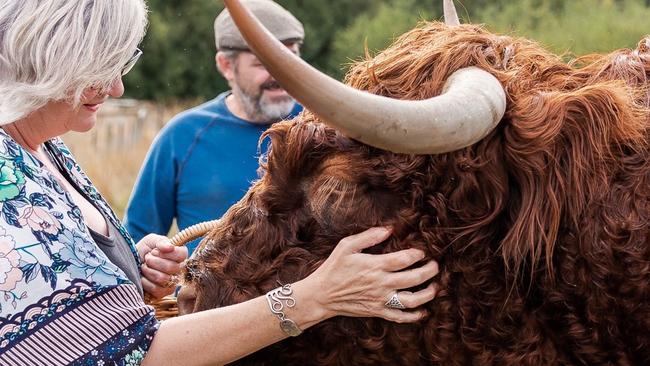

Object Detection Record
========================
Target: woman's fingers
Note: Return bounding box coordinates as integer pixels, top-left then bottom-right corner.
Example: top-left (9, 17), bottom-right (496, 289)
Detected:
top-left (136, 234), bottom-right (166, 260)
top-left (140, 243), bottom-right (187, 300)
top-left (336, 226), bottom-right (392, 254)
top-left (145, 252), bottom-right (182, 275)
top-left (385, 260), bottom-right (439, 289)
top-left (151, 246), bottom-right (188, 263)
top-left (374, 248), bottom-right (427, 272)
top-left (142, 277), bottom-right (174, 299)
top-left (390, 283), bottom-right (438, 309)
top-left (358, 285), bottom-right (436, 324)
top-left (136, 234), bottom-right (188, 264)
top-left (379, 308), bottom-right (428, 324)
top-left (141, 262), bottom-right (172, 286)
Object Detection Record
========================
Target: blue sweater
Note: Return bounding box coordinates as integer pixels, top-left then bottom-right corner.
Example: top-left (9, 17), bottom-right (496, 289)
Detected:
top-left (125, 91), bottom-right (302, 253)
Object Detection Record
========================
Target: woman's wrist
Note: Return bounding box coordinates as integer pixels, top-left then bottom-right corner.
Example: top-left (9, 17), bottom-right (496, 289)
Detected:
top-left (281, 279), bottom-right (330, 331)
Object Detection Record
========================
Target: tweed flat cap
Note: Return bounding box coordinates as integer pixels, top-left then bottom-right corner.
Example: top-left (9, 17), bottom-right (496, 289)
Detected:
top-left (214, 0), bottom-right (304, 50)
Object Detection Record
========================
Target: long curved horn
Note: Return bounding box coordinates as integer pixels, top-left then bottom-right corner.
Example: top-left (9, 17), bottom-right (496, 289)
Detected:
top-left (444, 0), bottom-right (461, 26)
top-left (223, 0), bottom-right (506, 154)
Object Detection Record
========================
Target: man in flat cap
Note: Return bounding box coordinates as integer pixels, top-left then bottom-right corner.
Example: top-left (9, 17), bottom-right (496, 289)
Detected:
top-left (125, 0), bottom-right (304, 254)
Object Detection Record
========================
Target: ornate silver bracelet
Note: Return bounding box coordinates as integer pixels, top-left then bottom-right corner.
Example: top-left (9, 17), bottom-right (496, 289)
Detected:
top-left (266, 283), bottom-right (303, 337)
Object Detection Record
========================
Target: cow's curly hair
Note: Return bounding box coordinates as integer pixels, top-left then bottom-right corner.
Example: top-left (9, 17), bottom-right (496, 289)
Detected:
top-left (184, 22), bottom-right (650, 365)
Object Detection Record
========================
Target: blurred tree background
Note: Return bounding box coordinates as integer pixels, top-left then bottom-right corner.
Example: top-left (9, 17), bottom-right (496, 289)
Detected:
top-left (124, 0), bottom-right (650, 102)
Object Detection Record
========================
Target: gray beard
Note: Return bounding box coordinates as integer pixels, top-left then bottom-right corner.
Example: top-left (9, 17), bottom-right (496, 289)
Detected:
top-left (233, 85), bottom-right (295, 122)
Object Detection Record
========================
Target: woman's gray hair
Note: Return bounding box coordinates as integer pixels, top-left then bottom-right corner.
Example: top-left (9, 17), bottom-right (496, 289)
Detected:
top-left (0, 0), bottom-right (148, 125)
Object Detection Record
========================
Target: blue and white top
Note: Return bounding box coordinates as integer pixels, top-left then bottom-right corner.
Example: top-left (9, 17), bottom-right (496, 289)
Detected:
top-left (0, 129), bottom-right (158, 365)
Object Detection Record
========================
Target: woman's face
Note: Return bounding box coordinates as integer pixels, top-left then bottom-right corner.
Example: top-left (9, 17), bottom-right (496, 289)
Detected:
top-left (72, 77), bottom-right (125, 132)
top-left (42, 77), bottom-right (125, 134)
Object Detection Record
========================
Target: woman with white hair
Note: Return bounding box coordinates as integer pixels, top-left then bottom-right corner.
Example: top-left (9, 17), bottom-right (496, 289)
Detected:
top-left (0, 1), bottom-right (439, 365)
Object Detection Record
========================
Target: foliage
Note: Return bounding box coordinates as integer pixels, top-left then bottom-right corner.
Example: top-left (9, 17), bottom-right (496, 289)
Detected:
top-left (329, 0), bottom-right (435, 78)
top-left (124, 0), bottom-right (376, 101)
top-left (124, 0), bottom-right (223, 101)
top-left (275, 0), bottom-right (376, 75)
top-left (476, 0), bottom-right (650, 57)
top-left (123, 0), bottom-right (650, 102)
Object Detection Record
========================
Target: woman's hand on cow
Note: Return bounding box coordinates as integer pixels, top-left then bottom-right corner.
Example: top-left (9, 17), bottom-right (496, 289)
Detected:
top-left (145, 228), bottom-right (436, 366)
top-left (295, 227), bottom-right (439, 324)
top-left (136, 234), bottom-right (188, 299)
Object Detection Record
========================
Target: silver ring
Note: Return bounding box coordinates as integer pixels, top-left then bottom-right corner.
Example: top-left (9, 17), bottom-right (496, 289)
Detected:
top-left (384, 292), bottom-right (406, 309)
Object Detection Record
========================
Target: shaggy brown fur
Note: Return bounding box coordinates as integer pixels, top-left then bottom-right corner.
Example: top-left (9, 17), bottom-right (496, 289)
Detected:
top-left (181, 22), bottom-right (650, 365)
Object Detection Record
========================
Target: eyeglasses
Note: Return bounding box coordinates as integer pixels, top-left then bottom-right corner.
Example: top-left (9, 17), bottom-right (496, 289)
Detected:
top-left (121, 48), bottom-right (143, 76)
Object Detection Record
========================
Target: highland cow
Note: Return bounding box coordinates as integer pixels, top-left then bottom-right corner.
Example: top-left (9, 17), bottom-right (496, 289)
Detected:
top-left (178, 0), bottom-right (650, 364)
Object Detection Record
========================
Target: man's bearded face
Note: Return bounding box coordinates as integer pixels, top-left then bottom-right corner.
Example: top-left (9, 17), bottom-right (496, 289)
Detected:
top-left (231, 43), bottom-right (300, 122)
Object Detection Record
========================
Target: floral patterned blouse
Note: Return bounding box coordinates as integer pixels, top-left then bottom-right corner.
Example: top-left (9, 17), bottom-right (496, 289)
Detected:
top-left (0, 129), bottom-right (159, 365)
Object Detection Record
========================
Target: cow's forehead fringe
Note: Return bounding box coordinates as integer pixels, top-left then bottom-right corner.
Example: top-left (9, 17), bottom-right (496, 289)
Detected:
top-left (344, 22), bottom-right (649, 109)
top-left (260, 21), bottom-right (650, 277)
